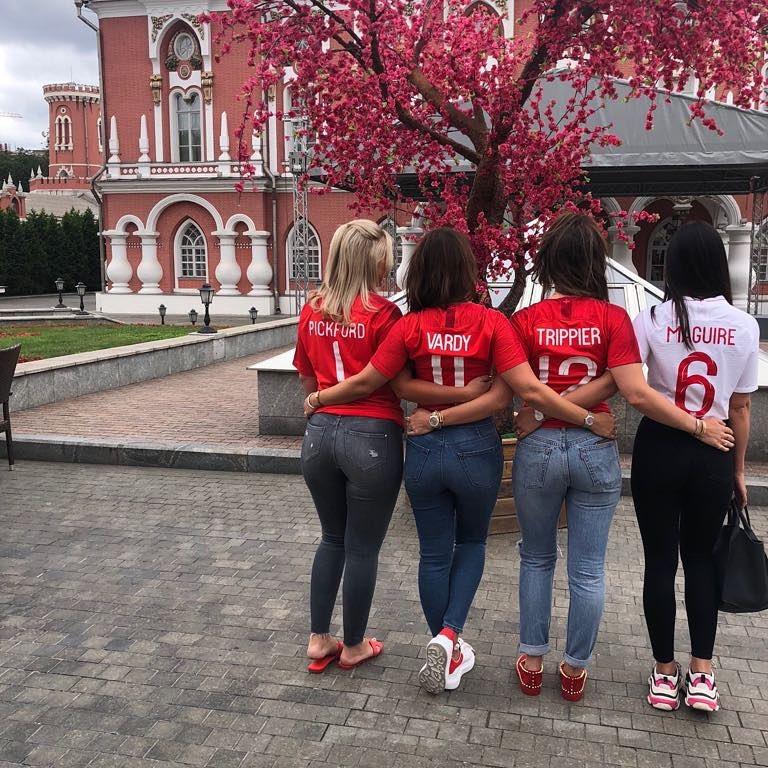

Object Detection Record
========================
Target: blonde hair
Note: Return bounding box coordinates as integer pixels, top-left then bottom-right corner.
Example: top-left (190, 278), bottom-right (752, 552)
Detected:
top-left (310, 219), bottom-right (393, 324)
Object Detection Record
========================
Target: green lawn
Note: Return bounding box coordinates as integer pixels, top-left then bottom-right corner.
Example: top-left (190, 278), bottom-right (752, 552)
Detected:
top-left (0, 324), bottom-right (193, 362)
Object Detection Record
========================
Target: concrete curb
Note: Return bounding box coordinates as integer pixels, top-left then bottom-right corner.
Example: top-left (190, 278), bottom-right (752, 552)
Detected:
top-left (3, 434), bottom-right (768, 505)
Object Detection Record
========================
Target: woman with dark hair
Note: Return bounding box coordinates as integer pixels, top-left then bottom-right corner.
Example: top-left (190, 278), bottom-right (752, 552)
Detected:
top-left (632, 221), bottom-right (759, 713)
top-left (407, 214), bottom-right (734, 702)
top-left (304, 226), bottom-right (618, 693)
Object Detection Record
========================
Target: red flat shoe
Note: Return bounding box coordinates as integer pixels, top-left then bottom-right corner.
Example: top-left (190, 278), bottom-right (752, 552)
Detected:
top-left (559, 661), bottom-right (587, 702)
top-left (516, 654), bottom-right (543, 696)
top-left (337, 638), bottom-right (384, 670)
top-left (307, 641), bottom-right (343, 674)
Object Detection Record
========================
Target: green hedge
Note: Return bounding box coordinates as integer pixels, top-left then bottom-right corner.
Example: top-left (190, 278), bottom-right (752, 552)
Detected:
top-left (0, 208), bottom-right (100, 295)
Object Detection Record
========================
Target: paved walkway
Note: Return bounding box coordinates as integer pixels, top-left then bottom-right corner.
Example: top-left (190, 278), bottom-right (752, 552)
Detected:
top-left (12, 348), bottom-right (300, 451)
top-left (1, 461), bottom-right (766, 768)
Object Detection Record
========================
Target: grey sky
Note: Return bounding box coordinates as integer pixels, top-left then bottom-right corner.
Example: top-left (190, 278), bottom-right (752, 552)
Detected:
top-left (0, 0), bottom-right (98, 151)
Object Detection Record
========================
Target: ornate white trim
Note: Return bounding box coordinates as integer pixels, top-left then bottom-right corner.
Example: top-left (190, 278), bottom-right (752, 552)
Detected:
top-left (146, 192), bottom-right (224, 231)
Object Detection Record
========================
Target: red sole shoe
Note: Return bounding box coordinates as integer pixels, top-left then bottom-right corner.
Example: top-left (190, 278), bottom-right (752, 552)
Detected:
top-left (559, 661), bottom-right (587, 702)
top-left (307, 642), bottom-right (342, 673)
top-left (516, 654), bottom-right (543, 696)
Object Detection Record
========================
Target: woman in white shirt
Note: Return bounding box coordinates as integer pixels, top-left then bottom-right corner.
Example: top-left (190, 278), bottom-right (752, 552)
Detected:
top-left (632, 221), bottom-right (760, 713)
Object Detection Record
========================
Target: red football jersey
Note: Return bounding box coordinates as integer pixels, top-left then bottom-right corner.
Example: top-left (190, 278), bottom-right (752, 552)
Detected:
top-left (510, 296), bottom-right (641, 428)
top-left (371, 302), bottom-right (527, 409)
top-left (293, 294), bottom-right (404, 426)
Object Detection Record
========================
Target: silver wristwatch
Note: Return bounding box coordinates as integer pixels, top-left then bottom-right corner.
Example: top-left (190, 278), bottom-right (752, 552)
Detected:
top-left (583, 411), bottom-right (596, 428)
top-left (428, 411), bottom-right (444, 430)
top-left (534, 410), bottom-right (545, 422)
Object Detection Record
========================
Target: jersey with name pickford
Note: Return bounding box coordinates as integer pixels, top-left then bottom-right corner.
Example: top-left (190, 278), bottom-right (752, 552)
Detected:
top-left (510, 296), bottom-right (641, 428)
top-left (633, 296), bottom-right (760, 421)
top-left (370, 302), bottom-right (527, 410)
top-left (293, 294), bottom-right (404, 426)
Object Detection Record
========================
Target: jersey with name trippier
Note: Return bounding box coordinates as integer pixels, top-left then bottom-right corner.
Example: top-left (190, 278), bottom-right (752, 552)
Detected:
top-left (293, 294), bottom-right (404, 426)
top-left (510, 296), bottom-right (641, 428)
top-left (633, 296), bottom-right (760, 421)
top-left (370, 302), bottom-right (527, 410)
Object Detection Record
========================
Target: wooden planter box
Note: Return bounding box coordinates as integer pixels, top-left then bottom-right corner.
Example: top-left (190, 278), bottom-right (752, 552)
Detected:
top-left (490, 437), bottom-right (567, 535)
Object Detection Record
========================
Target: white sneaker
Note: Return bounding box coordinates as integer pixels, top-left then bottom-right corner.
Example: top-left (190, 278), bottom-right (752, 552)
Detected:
top-left (418, 634), bottom-right (452, 695)
top-left (445, 638), bottom-right (475, 690)
top-left (684, 668), bottom-right (721, 712)
top-left (647, 663), bottom-right (682, 711)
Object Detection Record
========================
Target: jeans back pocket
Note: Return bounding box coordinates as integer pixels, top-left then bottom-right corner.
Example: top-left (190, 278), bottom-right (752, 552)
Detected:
top-left (344, 429), bottom-right (388, 472)
top-left (302, 422), bottom-right (326, 465)
top-left (513, 440), bottom-right (555, 489)
top-left (578, 438), bottom-right (621, 490)
top-left (404, 438), bottom-right (430, 485)
top-left (457, 442), bottom-right (503, 489)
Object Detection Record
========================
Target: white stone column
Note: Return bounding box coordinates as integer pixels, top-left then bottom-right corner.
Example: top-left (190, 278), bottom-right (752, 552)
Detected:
top-left (213, 232), bottom-right (242, 295)
top-left (725, 223), bottom-right (753, 310)
top-left (137, 231), bottom-right (163, 294)
top-left (103, 231), bottom-right (133, 293)
top-left (137, 114), bottom-right (151, 178)
top-left (246, 230), bottom-right (273, 296)
top-left (395, 225), bottom-right (424, 290)
top-left (607, 224), bottom-right (640, 274)
top-left (107, 115), bottom-right (121, 179)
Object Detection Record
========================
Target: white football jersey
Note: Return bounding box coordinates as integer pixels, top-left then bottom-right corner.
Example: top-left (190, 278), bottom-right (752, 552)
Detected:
top-left (633, 296), bottom-right (759, 421)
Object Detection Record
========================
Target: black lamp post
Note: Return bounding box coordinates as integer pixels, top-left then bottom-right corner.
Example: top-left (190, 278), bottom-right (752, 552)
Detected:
top-left (197, 283), bottom-right (216, 334)
top-left (158, 304), bottom-right (166, 325)
top-left (249, 306), bottom-right (258, 324)
top-left (55, 277), bottom-right (66, 309)
top-left (75, 282), bottom-right (87, 315)
top-left (188, 308), bottom-right (198, 326)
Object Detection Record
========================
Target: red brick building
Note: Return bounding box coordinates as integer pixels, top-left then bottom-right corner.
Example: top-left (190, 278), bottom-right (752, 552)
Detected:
top-left (78, 1), bottom-right (766, 316)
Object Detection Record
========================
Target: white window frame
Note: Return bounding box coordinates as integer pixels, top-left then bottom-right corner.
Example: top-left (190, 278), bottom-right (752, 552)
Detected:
top-left (97, 116), bottom-right (103, 153)
top-left (175, 220), bottom-right (208, 285)
top-left (647, 217), bottom-right (677, 286)
top-left (377, 216), bottom-right (403, 284)
top-left (286, 222), bottom-right (322, 283)
top-left (169, 88), bottom-right (204, 163)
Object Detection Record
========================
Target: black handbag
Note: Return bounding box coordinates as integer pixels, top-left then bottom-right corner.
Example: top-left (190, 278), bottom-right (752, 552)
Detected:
top-left (713, 502), bottom-right (768, 614)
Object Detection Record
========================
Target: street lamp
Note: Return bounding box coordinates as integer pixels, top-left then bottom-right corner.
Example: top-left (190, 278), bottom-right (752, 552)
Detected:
top-left (158, 304), bottom-right (167, 325)
top-left (197, 283), bottom-right (216, 334)
top-left (55, 277), bottom-right (66, 309)
top-left (249, 306), bottom-right (258, 324)
top-left (188, 308), bottom-right (198, 326)
top-left (75, 282), bottom-right (87, 315)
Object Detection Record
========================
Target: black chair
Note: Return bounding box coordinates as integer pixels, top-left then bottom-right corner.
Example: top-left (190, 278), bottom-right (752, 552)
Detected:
top-left (0, 344), bottom-right (21, 470)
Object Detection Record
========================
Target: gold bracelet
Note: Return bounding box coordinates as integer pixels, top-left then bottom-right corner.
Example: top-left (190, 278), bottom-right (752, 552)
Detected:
top-left (315, 391), bottom-right (324, 407)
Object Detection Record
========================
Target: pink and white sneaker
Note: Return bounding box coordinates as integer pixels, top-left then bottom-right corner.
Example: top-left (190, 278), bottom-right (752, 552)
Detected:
top-left (647, 663), bottom-right (682, 711)
top-left (684, 668), bottom-right (720, 712)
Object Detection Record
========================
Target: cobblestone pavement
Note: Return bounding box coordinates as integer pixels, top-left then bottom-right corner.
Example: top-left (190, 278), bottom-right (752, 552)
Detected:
top-left (1, 462), bottom-right (767, 768)
top-left (11, 350), bottom-right (300, 451)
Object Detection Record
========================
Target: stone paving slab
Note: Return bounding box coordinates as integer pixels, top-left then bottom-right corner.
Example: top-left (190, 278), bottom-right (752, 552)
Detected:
top-left (1, 461), bottom-right (767, 768)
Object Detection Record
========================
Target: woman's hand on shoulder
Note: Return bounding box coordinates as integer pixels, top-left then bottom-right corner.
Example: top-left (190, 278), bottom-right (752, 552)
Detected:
top-left (698, 419), bottom-right (735, 452)
top-left (406, 408), bottom-right (433, 436)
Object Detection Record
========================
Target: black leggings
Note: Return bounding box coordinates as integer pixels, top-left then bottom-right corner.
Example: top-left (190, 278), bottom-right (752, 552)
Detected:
top-left (302, 413), bottom-right (403, 646)
top-left (631, 417), bottom-right (733, 663)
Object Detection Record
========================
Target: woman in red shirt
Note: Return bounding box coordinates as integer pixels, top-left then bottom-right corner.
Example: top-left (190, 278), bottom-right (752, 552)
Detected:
top-left (407, 214), bottom-right (733, 702)
top-left (304, 227), bottom-right (616, 694)
top-left (295, 220), bottom-right (488, 673)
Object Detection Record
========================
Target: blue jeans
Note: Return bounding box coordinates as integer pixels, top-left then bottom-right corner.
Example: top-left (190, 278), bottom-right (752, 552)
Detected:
top-left (512, 428), bottom-right (622, 668)
top-left (405, 418), bottom-right (503, 637)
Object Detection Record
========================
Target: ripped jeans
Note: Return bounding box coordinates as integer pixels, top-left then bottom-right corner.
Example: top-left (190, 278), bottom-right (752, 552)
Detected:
top-left (302, 413), bottom-right (403, 646)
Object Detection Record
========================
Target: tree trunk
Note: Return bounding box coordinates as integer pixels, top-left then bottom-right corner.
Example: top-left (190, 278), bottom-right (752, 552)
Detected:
top-left (496, 263), bottom-right (528, 318)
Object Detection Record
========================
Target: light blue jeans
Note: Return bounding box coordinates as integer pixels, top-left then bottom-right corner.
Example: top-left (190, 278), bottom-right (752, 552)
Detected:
top-left (512, 428), bottom-right (622, 668)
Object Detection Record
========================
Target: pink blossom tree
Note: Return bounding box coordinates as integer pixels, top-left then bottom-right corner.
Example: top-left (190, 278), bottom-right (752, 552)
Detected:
top-left (211, 0), bottom-right (766, 310)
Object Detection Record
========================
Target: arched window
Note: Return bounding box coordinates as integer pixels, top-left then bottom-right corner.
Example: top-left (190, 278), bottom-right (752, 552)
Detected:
top-left (378, 217), bottom-right (403, 291)
top-left (464, 2), bottom-right (504, 35)
top-left (178, 221), bottom-right (207, 278)
top-left (287, 223), bottom-right (321, 281)
top-left (58, 116), bottom-right (73, 150)
top-left (172, 91), bottom-right (202, 162)
top-left (647, 217), bottom-right (678, 285)
top-left (283, 85), bottom-right (295, 165)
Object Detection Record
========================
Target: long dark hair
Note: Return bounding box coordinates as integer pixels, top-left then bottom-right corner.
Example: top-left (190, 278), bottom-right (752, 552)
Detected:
top-left (406, 227), bottom-right (477, 311)
top-left (533, 213), bottom-right (609, 301)
top-left (651, 221), bottom-right (733, 350)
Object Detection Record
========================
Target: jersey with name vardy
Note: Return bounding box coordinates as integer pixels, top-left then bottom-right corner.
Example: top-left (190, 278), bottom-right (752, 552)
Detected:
top-left (293, 294), bottom-right (404, 426)
top-left (633, 295), bottom-right (760, 421)
top-left (370, 302), bottom-right (527, 410)
top-left (510, 296), bottom-right (641, 429)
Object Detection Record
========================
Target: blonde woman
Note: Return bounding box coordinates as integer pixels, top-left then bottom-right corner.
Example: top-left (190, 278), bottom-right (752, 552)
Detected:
top-left (296, 220), bottom-right (489, 672)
